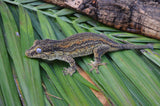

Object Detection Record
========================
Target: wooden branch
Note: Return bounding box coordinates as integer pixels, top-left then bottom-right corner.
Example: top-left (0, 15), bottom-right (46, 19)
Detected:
top-left (42, 0), bottom-right (160, 40)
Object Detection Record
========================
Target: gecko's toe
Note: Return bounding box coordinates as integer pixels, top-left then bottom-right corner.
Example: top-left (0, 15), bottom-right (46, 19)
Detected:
top-left (88, 61), bottom-right (107, 73)
top-left (96, 69), bottom-right (100, 74)
top-left (89, 67), bottom-right (94, 72)
top-left (63, 68), bottom-right (68, 76)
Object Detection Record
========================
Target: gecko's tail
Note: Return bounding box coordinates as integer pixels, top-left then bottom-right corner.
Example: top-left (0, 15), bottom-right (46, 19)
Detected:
top-left (121, 43), bottom-right (153, 50)
top-left (146, 44), bottom-right (154, 50)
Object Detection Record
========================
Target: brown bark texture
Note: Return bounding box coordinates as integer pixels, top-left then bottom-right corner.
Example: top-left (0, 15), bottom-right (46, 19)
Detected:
top-left (42, 0), bottom-right (160, 40)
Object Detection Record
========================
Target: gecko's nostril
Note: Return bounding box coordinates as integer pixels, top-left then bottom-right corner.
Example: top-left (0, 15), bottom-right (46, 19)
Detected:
top-left (25, 50), bottom-right (31, 57)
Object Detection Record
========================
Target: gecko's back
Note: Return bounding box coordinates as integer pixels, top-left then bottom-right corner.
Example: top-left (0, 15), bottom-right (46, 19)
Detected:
top-left (57, 32), bottom-right (120, 57)
top-left (62, 32), bottom-right (119, 46)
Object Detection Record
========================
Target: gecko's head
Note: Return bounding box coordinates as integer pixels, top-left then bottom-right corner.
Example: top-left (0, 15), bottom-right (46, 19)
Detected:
top-left (25, 39), bottom-right (58, 60)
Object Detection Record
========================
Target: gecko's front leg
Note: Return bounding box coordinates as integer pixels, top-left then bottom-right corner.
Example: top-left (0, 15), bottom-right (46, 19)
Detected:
top-left (60, 55), bottom-right (76, 76)
top-left (89, 45), bottom-right (109, 73)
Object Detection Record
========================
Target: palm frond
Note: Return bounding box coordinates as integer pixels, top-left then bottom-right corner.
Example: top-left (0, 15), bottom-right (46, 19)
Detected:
top-left (0, 0), bottom-right (160, 105)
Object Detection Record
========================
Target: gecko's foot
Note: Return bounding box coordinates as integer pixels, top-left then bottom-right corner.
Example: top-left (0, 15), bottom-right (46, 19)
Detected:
top-left (88, 61), bottom-right (106, 73)
top-left (63, 67), bottom-right (76, 76)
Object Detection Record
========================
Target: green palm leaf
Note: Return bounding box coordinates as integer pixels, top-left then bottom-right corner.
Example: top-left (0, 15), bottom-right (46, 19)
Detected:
top-left (0, 0), bottom-right (160, 105)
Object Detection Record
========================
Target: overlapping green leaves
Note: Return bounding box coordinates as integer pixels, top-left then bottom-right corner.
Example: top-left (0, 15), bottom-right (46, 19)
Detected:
top-left (0, 0), bottom-right (160, 105)
top-left (0, 2), bottom-right (44, 105)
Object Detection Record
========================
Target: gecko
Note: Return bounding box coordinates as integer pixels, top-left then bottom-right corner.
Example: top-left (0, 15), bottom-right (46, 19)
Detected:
top-left (25, 32), bottom-right (153, 76)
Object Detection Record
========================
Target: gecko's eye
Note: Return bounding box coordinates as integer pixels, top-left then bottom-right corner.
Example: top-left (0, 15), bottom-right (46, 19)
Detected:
top-left (36, 48), bottom-right (42, 53)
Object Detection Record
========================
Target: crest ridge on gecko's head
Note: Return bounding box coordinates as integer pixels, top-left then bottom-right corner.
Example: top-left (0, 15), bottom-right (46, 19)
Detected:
top-left (25, 39), bottom-right (59, 60)
top-left (33, 40), bottom-right (40, 45)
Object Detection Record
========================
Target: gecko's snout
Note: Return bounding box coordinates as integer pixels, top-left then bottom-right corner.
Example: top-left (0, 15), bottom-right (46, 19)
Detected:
top-left (25, 48), bottom-right (44, 59)
top-left (25, 50), bottom-right (31, 57)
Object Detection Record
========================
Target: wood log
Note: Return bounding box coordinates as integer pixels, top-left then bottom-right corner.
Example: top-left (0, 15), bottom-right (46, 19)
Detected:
top-left (42, 0), bottom-right (160, 40)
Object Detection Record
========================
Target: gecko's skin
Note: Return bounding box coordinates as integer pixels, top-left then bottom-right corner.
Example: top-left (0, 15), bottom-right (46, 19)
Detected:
top-left (25, 32), bottom-right (153, 76)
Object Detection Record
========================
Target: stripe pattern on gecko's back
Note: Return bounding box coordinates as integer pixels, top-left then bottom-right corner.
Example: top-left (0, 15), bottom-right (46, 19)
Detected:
top-left (25, 32), bottom-right (153, 76)
top-left (53, 33), bottom-right (122, 57)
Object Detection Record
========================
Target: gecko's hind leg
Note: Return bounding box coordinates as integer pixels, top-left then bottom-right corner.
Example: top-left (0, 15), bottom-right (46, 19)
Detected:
top-left (89, 45), bottom-right (110, 73)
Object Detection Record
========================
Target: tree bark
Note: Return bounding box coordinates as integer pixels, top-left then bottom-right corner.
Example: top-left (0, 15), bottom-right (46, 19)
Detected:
top-left (42, 0), bottom-right (160, 40)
